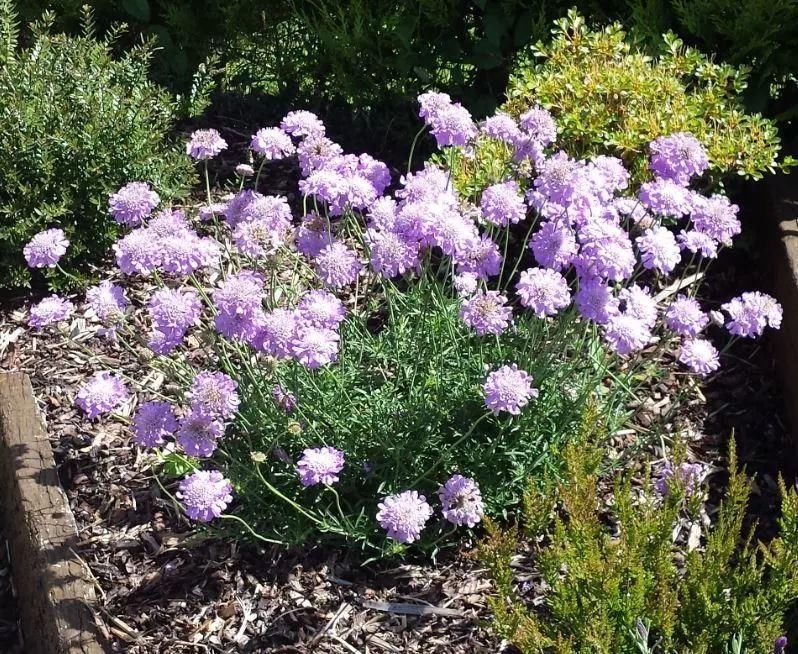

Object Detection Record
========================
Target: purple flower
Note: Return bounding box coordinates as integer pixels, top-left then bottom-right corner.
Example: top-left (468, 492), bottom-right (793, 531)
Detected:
top-left (291, 325), bottom-right (340, 369)
top-left (213, 271), bottom-right (265, 341)
top-left (636, 226), bottom-right (681, 274)
top-left (438, 475), bottom-right (484, 527)
top-left (665, 295), bottom-right (708, 337)
top-left (255, 308), bottom-right (299, 358)
top-left (188, 371), bottom-right (240, 419)
top-left (75, 372), bottom-right (129, 419)
top-left (23, 228), bottom-right (69, 268)
top-left (483, 364), bottom-right (538, 415)
top-left (482, 113), bottom-right (521, 144)
top-left (454, 272), bottom-right (479, 296)
top-left (519, 106), bottom-right (557, 146)
top-left (603, 315), bottom-right (653, 355)
top-left (575, 222), bottom-right (635, 282)
top-left (177, 470), bottom-right (233, 522)
top-left (251, 127), bottom-right (295, 159)
top-left (532, 151), bottom-right (585, 205)
top-left (296, 212), bottom-right (335, 258)
top-left (678, 337), bottom-right (720, 375)
top-left (297, 136), bottom-right (343, 176)
top-left (530, 221), bottom-right (578, 271)
top-left (575, 277), bottom-right (619, 324)
top-left (114, 229), bottom-right (158, 275)
top-left (228, 193), bottom-right (292, 231)
top-left (428, 103), bottom-right (477, 147)
top-left (690, 194), bottom-right (740, 245)
top-left (397, 164), bottom-right (455, 205)
top-left (367, 228), bottom-right (421, 278)
top-left (775, 637), bottom-right (788, 654)
top-left (234, 217), bottom-right (289, 257)
top-left (459, 290), bottom-right (513, 336)
top-left (677, 230), bottom-right (718, 259)
top-left (280, 110), bottom-right (325, 139)
top-left (418, 91), bottom-right (452, 121)
top-left (132, 401), bottom-right (178, 447)
top-left (272, 384), bottom-right (297, 413)
top-left (86, 281), bottom-right (127, 323)
top-left (516, 268), bottom-right (571, 317)
top-left (108, 182), bottom-right (160, 226)
top-left (147, 288), bottom-right (202, 344)
top-left (186, 128), bottom-right (227, 160)
top-left (235, 164), bottom-right (254, 176)
top-left (367, 197), bottom-right (399, 231)
top-left (357, 154), bottom-right (391, 195)
top-left (721, 291), bottom-right (783, 338)
top-left (314, 242), bottom-right (363, 288)
top-left (638, 178), bottom-right (690, 217)
top-left (589, 156), bottom-right (630, 193)
top-left (296, 446), bottom-right (345, 486)
top-left (297, 290), bottom-right (346, 329)
top-left (654, 461), bottom-right (704, 497)
top-left (480, 181), bottom-right (526, 227)
top-left (376, 490), bottom-right (433, 543)
top-left (177, 409), bottom-right (225, 457)
top-left (649, 133), bottom-right (709, 186)
top-left (453, 235), bottom-right (502, 280)
top-left (619, 285), bottom-right (658, 329)
top-left (28, 295), bottom-right (73, 329)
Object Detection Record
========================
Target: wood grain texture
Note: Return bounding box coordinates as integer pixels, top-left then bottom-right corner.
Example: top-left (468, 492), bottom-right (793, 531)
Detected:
top-left (0, 373), bottom-right (103, 654)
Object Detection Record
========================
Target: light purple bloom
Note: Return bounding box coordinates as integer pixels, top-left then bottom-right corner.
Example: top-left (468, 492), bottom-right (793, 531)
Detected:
top-left (187, 371), bottom-right (240, 419)
top-left (654, 460), bottom-right (704, 497)
top-left (530, 221), bottom-right (578, 271)
top-left (235, 164), bottom-right (254, 176)
top-left (314, 242), bottom-right (362, 288)
top-left (291, 325), bottom-right (340, 369)
top-left (177, 409), bottom-right (225, 457)
top-left (147, 287), bottom-right (202, 343)
top-left (518, 106), bottom-right (557, 146)
top-left (589, 156), bottom-right (630, 193)
top-left (775, 637), bottom-right (788, 654)
top-left (113, 229), bottom-right (157, 275)
top-left (24, 228), bottom-right (69, 268)
top-left (438, 475), bottom-right (484, 527)
top-left (367, 197), bottom-right (399, 231)
top-left (619, 285), bottom-right (658, 329)
top-left (357, 154), bottom-right (391, 195)
top-left (177, 470), bottom-right (233, 522)
top-left (483, 364), bottom-right (538, 415)
top-left (649, 133), bottom-right (709, 186)
top-left (575, 277), bottom-right (619, 324)
top-left (665, 296), bottom-right (708, 337)
top-left (678, 337), bottom-right (720, 375)
top-left (480, 181), bottom-right (526, 227)
top-left (75, 372), bottom-right (129, 419)
top-left (454, 272), bottom-right (479, 297)
top-left (251, 127), bottom-right (295, 159)
top-left (272, 384), bottom-right (297, 413)
top-left (107, 182), bottom-right (160, 226)
top-left (132, 401), bottom-right (178, 447)
top-left (280, 110), bottom-right (325, 139)
top-left (459, 290), bottom-right (513, 336)
top-left (638, 178), bottom-right (690, 217)
top-left (213, 271), bottom-right (265, 341)
top-left (86, 281), bottom-right (127, 323)
top-left (28, 295), bottom-right (74, 329)
top-left (603, 315), bottom-right (653, 355)
top-left (376, 490), bottom-right (433, 544)
top-left (516, 268), bottom-right (571, 317)
top-left (297, 290), bottom-right (346, 329)
top-left (690, 194), bottom-right (740, 245)
top-left (367, 228), bottom-right (421, 278)
top-left (453, 235), bottom-right (502, 280)
top-left (428, 103), bottom-right (477, 147)
top-left (575, 222), bottom-right (636, 282)
top-left (228, 193), bottom-right (292, 231)
top-left (234, 217), bottom-right (288, 257)
top-left (636, 226), bottom-right (681, 274)
top-left (296, 212), bottom-right (335, 258)
top-left (255, 308), bottom-right (298, 358)
top-left (677, 230), bottom-right (718, 259)
top-left (296, 446), bottom-right (345, 487)
top-left (721, 291), bottom-right (783, 338)
top-left (482, 113), bottom-right (521, 144)
top-left (297, 136), bottom-right (343, 176)
top-left (186, 128), bottom-right (227, 160)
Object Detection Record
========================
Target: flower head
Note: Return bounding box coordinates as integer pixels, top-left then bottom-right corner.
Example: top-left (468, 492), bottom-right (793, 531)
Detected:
top-left (636, 226), bottom-right (681, 274)
top-left (272, 384), bottom-right (297, 413)
top-left (377, 490), bottom-right (433, 543)
top-left (638, 178), bottom-right (690, 217)
top-left (314, 242), bottom-right (362, 288)
top-left (483, 364), bottom-right (538, 415)
top-left (297, 290), bottom-right (346, 329)
top-left (24, 228), bottom-right (69, 268)
top-left (132, 401), bottom-right (178, 447)
top-left (677, 230), bottom-right (718, 259)
top-left (649, 133), bottom-right (709, 186)
top-left (367, 228), bottom-right (421, 278)
top-left (574, 277), bottom-right (619, 324)
top-left (291, 325), bottom-right (340, 369)
top-left (516, 268), bottom-right (571, 317)
top-left (86, 281), bottom-right (127, 324)
top-left (147, 288), bottom-right (202, 344)
top-left (482, 113), bottom-right (521, 144)
top-left (177, 409), bottom-right (225, 457)
top-left (28, 295), bottom-right (73, 329)
top-left (235, 164), bottom-right (254, 176)
top-left (665, 295), bottom-right (708, 337)
top-left (690, 194), bottom-right (740, 245)
top-left (678, 337), bottom-right (720, 375)
top-left (459, 290), bottom-right (512, 336)
top-left (213, 271), bottom-right (266, 341)
top-left (438, 475), bottom-right (484, 527)
top-left (296, 446), bottom-right (345, 486)
top-left (530, 220), bottom-right (578, 271)
top-left (254, 308), bottom-right (298, 358)
top-left (186, 128), bottom-right (227, 160)
top-left (108, 182), bottom-right (160, 226)
top-left (654, 461), bottom-right (704, 497)
top-left (296, 212), bottom-right (335, 257)
top-left (75, 372), bottom-right (129, 419)
top-left (603, 315), bottom-right (653, 355)
top-left (721, 291), bottom-right (782, 338)
top-left (178, 470), bottom-right (233, 522)
top-left (519, 106), bottom-right (557, 146)
top-left (480, 181), bottom-right (526, 227)
top-left (280, 110), bottom-right (325, 139)
top-left (420, 95), bottom-right (477, 148)
top-left (251, 127), bottom-right (295, 159)
top-left (188, 371), bottom-right (240, 419)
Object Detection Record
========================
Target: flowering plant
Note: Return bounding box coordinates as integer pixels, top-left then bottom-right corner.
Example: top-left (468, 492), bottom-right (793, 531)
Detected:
top-left (26, 80), bottom-right (782, 553)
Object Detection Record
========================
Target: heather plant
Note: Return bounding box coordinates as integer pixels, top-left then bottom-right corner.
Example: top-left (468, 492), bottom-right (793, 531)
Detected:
top-left (476, 438), bottom-right (798, 653)
top-left (0, 2), bottom-right (193, 289)
top-left (25, 71), bottom-right (783, 554)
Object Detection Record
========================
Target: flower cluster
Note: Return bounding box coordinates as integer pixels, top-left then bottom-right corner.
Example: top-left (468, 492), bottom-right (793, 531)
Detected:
top-left (23, 228), bottom-right (69, 268)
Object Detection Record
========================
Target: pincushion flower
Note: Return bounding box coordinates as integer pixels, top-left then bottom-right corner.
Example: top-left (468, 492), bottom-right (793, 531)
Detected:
top-left (429, 105), bottom-right (477, 148)
top-left (297, 136), bottom-right (344, 176)
top-left (296, 446), bottom-right (345, 487)
top-left (178, 470), bottom-right (233, 522)
top-left (213, 271), bottom-right (266, 341)
top-left (519, 105), bottom-right (557, 146)
top-left (291, 325), bottom-right (340, 369)
top-left (367, 197), bottom-right (399, 231)
top-left (677, 230), bottom-right (718, 259)
top-left (619, 285), bottom-right (658, 329)
top-left (108, 182), bottom-right (159, 226)
top-left (75, 372), bottom-right (129, 419)
top-left (357, 154), bottom-right (391, 195)
top-left (649, 133), bottom-right (709, 186)
top-left (297, 290), bottom-right (346, 329)
top-left (255, 308), bottom-right (299, 358)
top-left (603, 315), bottom-right (653, 356)
top-left (28, 295), bottom-right (74, 329)
top-left (313, 242), bottom-right (362, 288)
top-left (280, 110), bottom-right (325, 139)
top-left (483, 364), bottom-right (538, 415)
top-left (575, 223), bottom-right (636, 282)
top-left (367, 228), bottom-right (421, 278)
top-left (86, 281), bottom-right (127, 324)
top-left (235, 164), bottom-right (254, 177)
top-left (532, 151), bottom-right (584, 205)
top-left (690, 194), bottom-right (741, 245)
top-left (453, 235), bottom-right (502, 280)
top-left (721, 291), bottom-right (782, 338)
top-left (636, 226), bottom-right (681, 274)
top-left (233, 217), bottom-right (288, 257)
top-left (654, 461), bottom-right (704, 497)
top-left (177, 409), bottom-right (225, 457)
top-left (132, 401), bottom-right (178, 447)
top-left (454, 272), bottom-right (479, 297)
top-left (376, 490), bottom-right (433, 543)
top-left (480, 181), bottom-right (526, 227)
top-left (296, 213), bottom-right (335, 258)
top-left (186, 128), bottom-right (227, 160)
top-left (188, 371), bottom-right (240, 419)
top-left (530, 221), bottom-right (578, 271)
top-left (251, 127), bottom-right (295, 159)
top-left (516, 268), bottom-right (571, 317)
top-left (147, 288), bottom-right (202, 343)
top-left (24, 228), bottom-right (69, 268)
top-left (459, 290), bottom-right (512, 336)
top-left (574, 277), bottom-right (619, 325)
top-left (665, 296), bottom-right (708, 337)
top-left (638, 178), bottom-right (690, 217)
top-left (678, 337), bottom-right (720, 375)
top-left (438, 475), bottom-right (484, 527)
top-left (272, 385), bottom-right (297, 413)
top-left (482, 113), bottom-right (521, 144)
top-left (228, 193), bottom-right (292, 231)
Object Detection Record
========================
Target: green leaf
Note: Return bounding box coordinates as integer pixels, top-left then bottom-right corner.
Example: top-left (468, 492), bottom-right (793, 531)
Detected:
top-left (160, 451), bottom-right (197, 477)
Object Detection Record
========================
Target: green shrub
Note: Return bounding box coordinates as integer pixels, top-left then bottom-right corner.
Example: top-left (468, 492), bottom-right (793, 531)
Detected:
top-left (477, 439), bottom-right (798, 653)
top-left (452, 10), bottom-right (787, 197)
top-left (0, 3), bottom-right (194, 289)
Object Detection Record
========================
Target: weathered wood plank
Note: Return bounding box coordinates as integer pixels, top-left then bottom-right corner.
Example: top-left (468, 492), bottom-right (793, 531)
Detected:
top-left (0, 372), bottom-right (103, 654)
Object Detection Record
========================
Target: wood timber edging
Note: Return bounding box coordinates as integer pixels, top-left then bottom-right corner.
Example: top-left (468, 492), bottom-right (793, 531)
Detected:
top-left (0, 372), bottom-right (104, 654)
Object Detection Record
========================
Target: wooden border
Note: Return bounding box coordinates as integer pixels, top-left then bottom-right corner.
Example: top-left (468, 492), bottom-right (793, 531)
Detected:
top-left (0, 373), bottom-right (103, 654)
